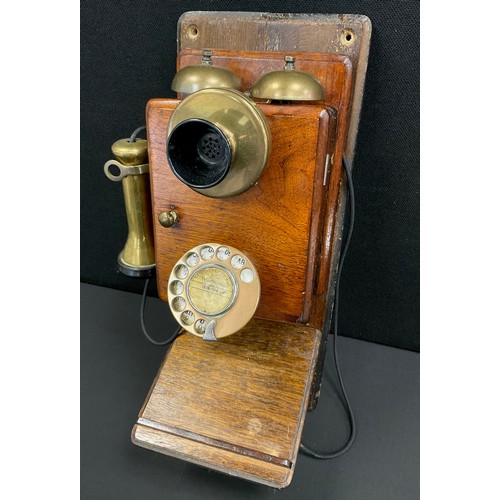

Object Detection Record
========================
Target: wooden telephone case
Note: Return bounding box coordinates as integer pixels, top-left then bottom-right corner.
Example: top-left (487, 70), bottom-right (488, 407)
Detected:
top-left (131, 48), bottom-right (354, 488)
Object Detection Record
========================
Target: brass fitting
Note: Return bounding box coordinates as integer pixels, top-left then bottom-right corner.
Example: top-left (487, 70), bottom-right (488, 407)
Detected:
top-left (104, 138), bottom-right (155, 277)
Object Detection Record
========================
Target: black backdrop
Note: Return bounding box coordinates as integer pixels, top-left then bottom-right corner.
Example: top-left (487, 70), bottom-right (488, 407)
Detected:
top-left (81, 1), bottom-right (419, 351)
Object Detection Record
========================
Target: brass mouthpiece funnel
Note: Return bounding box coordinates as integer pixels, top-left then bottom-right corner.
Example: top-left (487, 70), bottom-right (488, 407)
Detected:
top-left (166, 88), bottom-right (271, 198)
top-left (104, 138), bottom-right (155, 277)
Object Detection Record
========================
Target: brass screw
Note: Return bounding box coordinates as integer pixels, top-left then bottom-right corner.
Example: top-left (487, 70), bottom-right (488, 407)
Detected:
top-left (284, 55), bottom-right (296, 71)
top-left (201, 50), bottom-right (213, 66)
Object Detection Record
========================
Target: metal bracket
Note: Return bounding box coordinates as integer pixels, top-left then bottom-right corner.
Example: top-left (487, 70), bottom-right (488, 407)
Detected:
top-left (103, 160), bottom-right (149, 182)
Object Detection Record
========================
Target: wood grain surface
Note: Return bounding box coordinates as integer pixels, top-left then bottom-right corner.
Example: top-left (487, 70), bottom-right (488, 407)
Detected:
top-left (177, 51), bottom-right (352, 321)
top-left (173, 49), bottom-right (352, 329)
top-left (132, 317), bottom-right (321, 488)
top-left (132, 425), bottom-right (293, 487)
top-left (147, 98), bottom-right (336, 325)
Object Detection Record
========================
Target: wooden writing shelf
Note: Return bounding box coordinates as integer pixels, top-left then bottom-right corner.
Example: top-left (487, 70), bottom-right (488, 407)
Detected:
top-left (132, 318), bottom-right (321, 488)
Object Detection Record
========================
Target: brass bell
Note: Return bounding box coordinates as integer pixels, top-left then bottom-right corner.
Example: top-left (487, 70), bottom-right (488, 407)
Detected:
top-left (250, 56), bottom-right (325, 102)
top-left (171, 50), bottom-right (242, 94)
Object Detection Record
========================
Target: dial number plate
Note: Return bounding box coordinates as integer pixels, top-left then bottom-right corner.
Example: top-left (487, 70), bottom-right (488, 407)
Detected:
top-left (167, 243), bottom-right (260, 339)
top-left (188, 265), bottom-right (236, 316)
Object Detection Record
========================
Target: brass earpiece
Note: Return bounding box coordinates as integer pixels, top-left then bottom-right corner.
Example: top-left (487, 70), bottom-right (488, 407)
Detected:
top-left (103, 137), bottom-right (156, 277)
top-left (250, 55), bottom-right (325, 102)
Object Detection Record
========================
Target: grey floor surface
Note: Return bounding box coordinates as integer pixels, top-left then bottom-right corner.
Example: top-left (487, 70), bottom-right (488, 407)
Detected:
top-left (81, 283), bottom-right (419, 499)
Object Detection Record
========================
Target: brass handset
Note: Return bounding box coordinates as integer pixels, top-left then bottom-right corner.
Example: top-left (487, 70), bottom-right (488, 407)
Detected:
top-left (103, 136), bottom-right (155, 277)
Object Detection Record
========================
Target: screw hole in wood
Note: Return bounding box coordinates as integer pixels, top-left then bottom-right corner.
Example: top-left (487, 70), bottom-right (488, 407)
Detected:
top-left (341, 29), bottom-right (356, 47)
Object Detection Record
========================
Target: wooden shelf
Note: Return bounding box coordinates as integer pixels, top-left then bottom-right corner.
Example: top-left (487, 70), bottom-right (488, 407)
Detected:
top-left (132, 318), bottom-right (321, 488)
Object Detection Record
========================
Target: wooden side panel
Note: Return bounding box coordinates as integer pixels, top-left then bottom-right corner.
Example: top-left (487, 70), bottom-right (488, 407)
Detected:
top-left (147, 100), bottom-right (336, 324)
top-left (133, 318), bottom-right (321, 488)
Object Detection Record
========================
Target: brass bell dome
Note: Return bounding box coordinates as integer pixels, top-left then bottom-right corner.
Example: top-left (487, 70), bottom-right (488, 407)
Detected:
top-left (250, 56), bottom-right (325, 101)
top-left (171, 50), bottom-right (242, 94)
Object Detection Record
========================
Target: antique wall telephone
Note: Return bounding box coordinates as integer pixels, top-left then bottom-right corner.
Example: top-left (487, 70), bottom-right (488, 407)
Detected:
top-left (103, 12), bottom-right (371, 488)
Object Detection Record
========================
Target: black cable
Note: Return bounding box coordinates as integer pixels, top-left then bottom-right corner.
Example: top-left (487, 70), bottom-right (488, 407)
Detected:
top-left (129, 125), bottom-right (146, 143)
top-left (140, 277), bottom-right (181, 346)
top-left (129, 123), bottom-right (179, 346)
top-left (300, 153), bottom-right (356, 459)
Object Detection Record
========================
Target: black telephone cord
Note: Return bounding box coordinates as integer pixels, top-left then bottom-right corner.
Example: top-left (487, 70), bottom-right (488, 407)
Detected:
top-left (127, 125), bottom-right (181, 346)
top-left (299, 153), bottom-right (356, 459)
top-left (140, 277), bottom-right (181, 346)
top-left (129, 125), bottom-right (146, 143)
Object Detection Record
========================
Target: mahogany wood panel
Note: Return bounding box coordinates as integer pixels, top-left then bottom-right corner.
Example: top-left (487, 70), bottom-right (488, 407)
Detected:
top-left (132, 317), bottom-right (321, 488)
top-left (147, 99), bottom-right (336, 324)
top-left (178, 49), bottom-right (351, 328)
